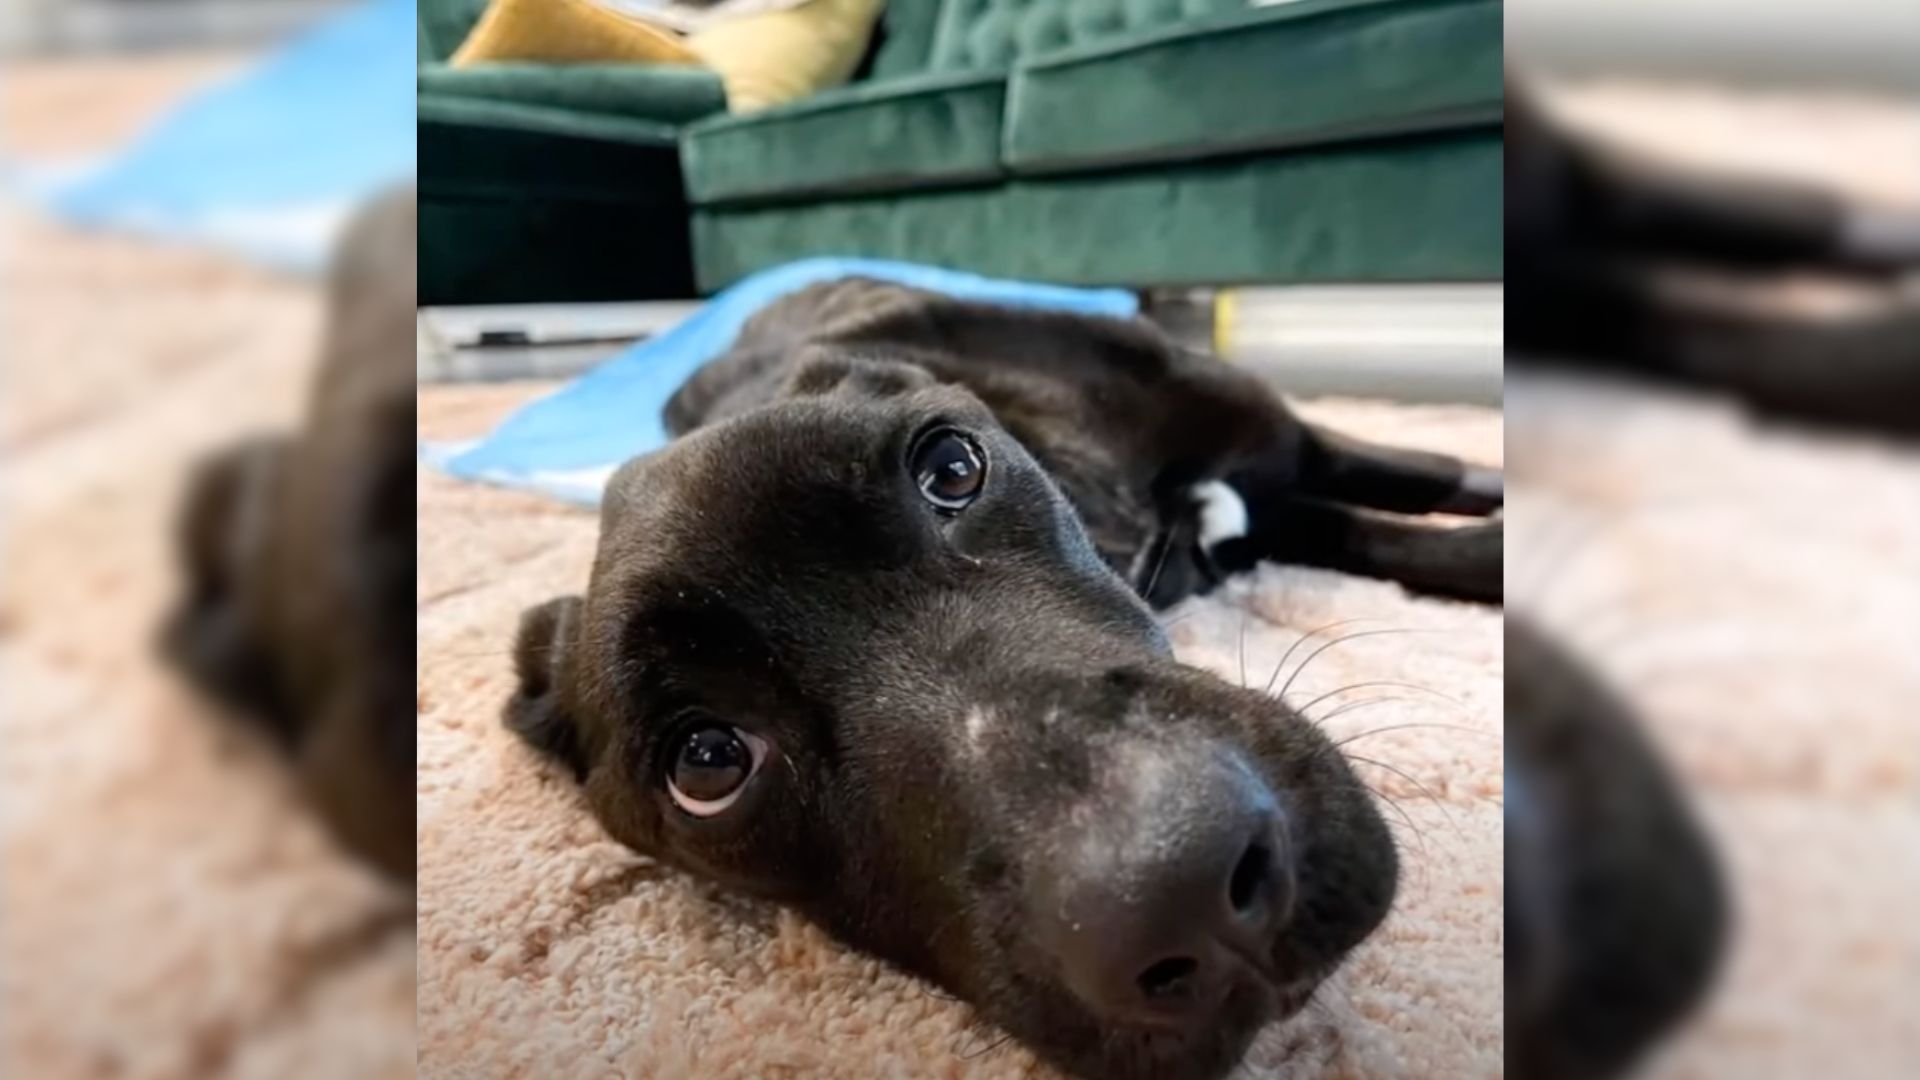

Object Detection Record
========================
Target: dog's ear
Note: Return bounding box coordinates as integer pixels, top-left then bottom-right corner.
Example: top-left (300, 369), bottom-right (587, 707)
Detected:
top-left (161, 436), bottom-right (297, 740)
top-left (506, 595), bottom-right (589, 779)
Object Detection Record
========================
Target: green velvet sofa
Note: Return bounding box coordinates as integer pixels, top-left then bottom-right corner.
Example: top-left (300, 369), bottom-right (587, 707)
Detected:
top-left (417, 0), bottom-right (1502, 304)
top-left (417, 0), bottom-right (729, 304)
top-left (681, 0), bottom-right (1504, 292)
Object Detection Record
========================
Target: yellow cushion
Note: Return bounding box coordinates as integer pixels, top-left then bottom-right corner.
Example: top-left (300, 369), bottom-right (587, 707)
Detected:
top-left (451, 0), bottom-right (699, 67)
top-left (688, 0), bottom-right (886, 113)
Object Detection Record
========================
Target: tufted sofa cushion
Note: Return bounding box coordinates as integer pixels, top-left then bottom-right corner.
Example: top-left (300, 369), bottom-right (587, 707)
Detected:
top-left (925, 0), bottom-right (1247, 72)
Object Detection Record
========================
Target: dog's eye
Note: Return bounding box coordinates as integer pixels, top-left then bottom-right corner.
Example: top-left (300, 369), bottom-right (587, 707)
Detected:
top-left (665, 722), bottom-right (768, 817)
top-left (911, 429), bottom-right (986, 512)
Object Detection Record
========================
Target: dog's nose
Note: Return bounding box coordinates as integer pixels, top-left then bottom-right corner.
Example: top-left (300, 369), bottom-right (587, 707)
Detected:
top-left (1032, 749), bottom-right (1293, 1026)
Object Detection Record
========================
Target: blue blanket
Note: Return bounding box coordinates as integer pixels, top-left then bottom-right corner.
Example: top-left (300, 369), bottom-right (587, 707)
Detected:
top-left (4, 0), bottom-right (415, 270)
top-left (425, 258), bottom-right (1140, 505)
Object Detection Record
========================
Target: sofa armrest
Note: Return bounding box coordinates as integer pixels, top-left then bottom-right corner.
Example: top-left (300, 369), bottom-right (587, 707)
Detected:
top-left (419, 93), bottom-right (681, 148)
top-left (686, 69), bottom-right (1007, 136)
top-left (682, 70), bottom-right (1008, 205)
top-left (419, 62), bottom-right (727, 125)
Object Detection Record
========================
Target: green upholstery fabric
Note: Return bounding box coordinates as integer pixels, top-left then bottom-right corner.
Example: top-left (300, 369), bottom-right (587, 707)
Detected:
top-left (420, 96), bottom-right (696, 304)
top-left (418, 0), bottom-right (490, 63)
top-left (927, 0), bottom-right (1246, 71)
top-left (419, 63), bottom-right (726, 124)
top-left (692, 126), bottom-right (1500, 290)
top-left (1004, 0), bottom-right (1501, 171)
top-left (682, 71), bottom-right (1006, 204)
top-left (869, 0), bottom-right (948, 80)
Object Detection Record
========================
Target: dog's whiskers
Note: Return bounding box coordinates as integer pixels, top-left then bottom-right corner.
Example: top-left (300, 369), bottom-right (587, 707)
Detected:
top-left (1138, 528), bottom-right (1177, 604)
top-left (1312, 696), bottom-right (1421, 726)
top-left (1261, 617), bottom-right (1380, 695)
top-left (1290, 679), bottom-right (1468, 722)
top-left (952, 1021), bottom-right (1020, 1061)
top-left (1341, 751), bottom-right (1464, 839)
top-left (1238, 608), bottom-right (1249, 690)
top-left (1322, 717), bottom-right (1490, 747)
top-left (1274, 628), bottom-right (1444, 703)
top-left (1306, 772), bottom-right (1435, 890)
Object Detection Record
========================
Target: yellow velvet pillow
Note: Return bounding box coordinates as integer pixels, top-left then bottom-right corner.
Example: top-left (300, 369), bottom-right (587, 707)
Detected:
top-left (687, 0), bottom-right (887, 113)
top-left (451, 0), bottom-right (699, 67)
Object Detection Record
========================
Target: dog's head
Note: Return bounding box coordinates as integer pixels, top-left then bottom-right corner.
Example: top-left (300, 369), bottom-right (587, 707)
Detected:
top-left (162, 434), bottom-right (296, 741)
top-left (509, 354), bottom-right (1397, 1079)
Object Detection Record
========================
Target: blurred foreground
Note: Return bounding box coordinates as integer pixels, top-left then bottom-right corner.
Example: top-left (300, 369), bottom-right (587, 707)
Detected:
top-left (1506, 2), bottom-right (1920, 1076)
top-left (1, 50), bottom-right (415, 1080)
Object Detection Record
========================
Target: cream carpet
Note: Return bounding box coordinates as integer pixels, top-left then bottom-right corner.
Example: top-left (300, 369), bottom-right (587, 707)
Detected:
top-left (1506, 372), bottom-right (1920, 1080)
top-left (416, 385), bottom-right (1505, 1079)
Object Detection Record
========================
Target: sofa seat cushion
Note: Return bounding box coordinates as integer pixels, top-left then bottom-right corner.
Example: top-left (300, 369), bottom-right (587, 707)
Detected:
top-left (682, 69), bottom-right (1006, 205)
top-left (419, 62), bottom-right (726, 124)
top-left (1004, 0), bottom-right (1501, 173)
top-left (692, 125), bottom-right (1501, 290)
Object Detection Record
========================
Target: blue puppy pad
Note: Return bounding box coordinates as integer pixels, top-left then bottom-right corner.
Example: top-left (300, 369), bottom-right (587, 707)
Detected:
top-left (431, 258), bottom-right (1140, 506)
top-left (10, 0), bottom-right (416, 270)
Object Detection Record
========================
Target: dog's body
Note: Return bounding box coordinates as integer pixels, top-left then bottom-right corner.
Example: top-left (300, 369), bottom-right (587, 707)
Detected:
top-left (163, 186), bottom-right (416, 882)
top-left (508, 278), bottom-right (1500, 1079)
top-left (670, 278), bottom-right (1504, 606)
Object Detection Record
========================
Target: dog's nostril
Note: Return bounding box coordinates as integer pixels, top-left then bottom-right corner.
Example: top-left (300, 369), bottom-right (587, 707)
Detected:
top-left (1228, 840), bottom-right (1271, 914)
top-left (1136, 956), bottom-right (1199, 1000)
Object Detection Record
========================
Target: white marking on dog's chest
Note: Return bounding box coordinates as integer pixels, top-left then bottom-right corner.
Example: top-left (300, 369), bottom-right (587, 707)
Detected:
top-left (1189, 480), bottom-right (1249, 552)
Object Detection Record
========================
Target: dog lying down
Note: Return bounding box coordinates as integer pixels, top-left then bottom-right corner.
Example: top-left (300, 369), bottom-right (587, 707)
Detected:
top-left (505, 278), bottom-right (1503, 1079)
top-left (162, 186), bottom-right (416, 882)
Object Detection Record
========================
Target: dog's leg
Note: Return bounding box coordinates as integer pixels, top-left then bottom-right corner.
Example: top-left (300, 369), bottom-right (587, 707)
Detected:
top-left (1509, 87), bottom-right (1920, 278)
top-left (1206, 495), bottom-right (1502, 604)
top-left (1258, 427), bottom-right (1503, 517)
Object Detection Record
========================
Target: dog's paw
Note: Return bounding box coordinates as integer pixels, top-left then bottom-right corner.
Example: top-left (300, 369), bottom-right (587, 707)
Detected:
top-left (1189, 480), bottom-right (1249, 555)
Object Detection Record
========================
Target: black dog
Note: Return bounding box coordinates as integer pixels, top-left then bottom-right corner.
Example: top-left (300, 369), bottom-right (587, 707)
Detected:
top-left (162, 187), bottom-right (416, 882)
top-left (1505, 615), bottom-right (1726, 1080)
top-left (506, 278), bottom-right (1502, 1079)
